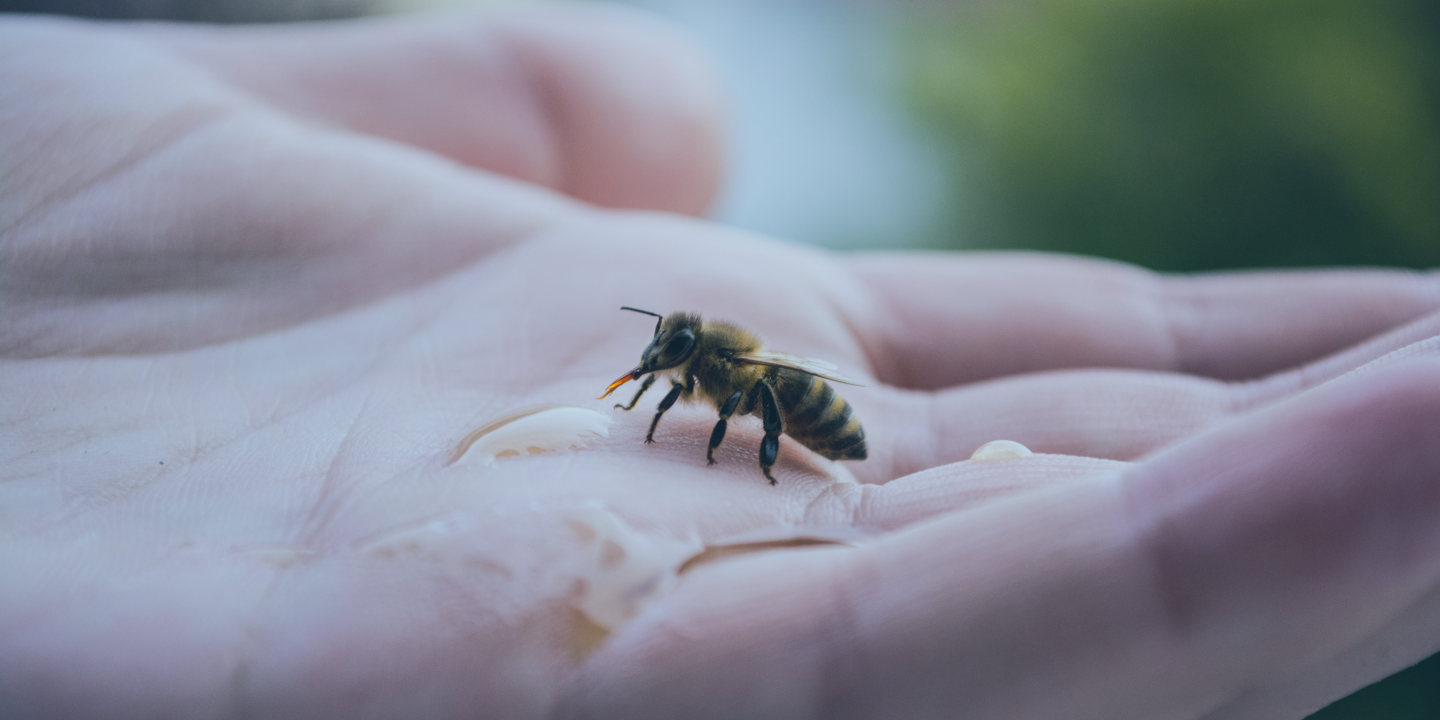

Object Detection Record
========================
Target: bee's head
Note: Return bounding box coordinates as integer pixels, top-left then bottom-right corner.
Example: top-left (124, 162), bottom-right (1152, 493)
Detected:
top-left (639, 312), bottom-right (700, 373)
top-left (597, 308), bottom-right (700, 400)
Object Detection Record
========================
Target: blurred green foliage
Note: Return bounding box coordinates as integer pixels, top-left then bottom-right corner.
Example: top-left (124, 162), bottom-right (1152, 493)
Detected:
top-left (904, 0), bottom-right (1440, 271)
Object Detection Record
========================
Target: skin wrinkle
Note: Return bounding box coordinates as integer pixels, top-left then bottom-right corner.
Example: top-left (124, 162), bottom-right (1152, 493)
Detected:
top-left (473, 22), bottom-right (563, 190)
top-left (1211, 377), bottom-right (1247, 427)
top-left (846, 259), bottom-right (911, 390)
top-left (0, 32), bottom-right (236, 237)
top-left (497, 26), bottom-right (573, 206)
top-left (0, 102), bottom-right (72, 232)
top-left (771, 250), bottom-right (873, 379)
top-left (1225, 374), bottom-right (1288, 416)
top-left (1161, 275), bottom-right (1212, 378)
top-left (1119, 468), bottom-right (1208, 673)
top-left (468, 23), bottom-right (561, 187)
top-left (921, 388), bottom-right (943, 480)
top-left (349, 448), bottom-right (443, 516)
top-left (293, 386), bottom-right (377, 549)
top-left (9, 48), bottom-right (251, 227)
top-left (1152, 273), bottom-right (1189, 375)
top-left (15, 329), bottom-right (384, 533)
top-left (853, 483), bottom-right (884, 529)
top-left (1308, 313), bottom-right (1440, 386)
top-left (855, 387), bottom-right (922, 484)
top-left (1, 100), bottom-right (236, 257)
top-left (799, 480), bottom-right (863, 527)
top-left (346, 155), bottom-right (558, 266)
top-left (40, 460), bottom-right (174, 532)
top-left (829, 261), bottom-right (888, 386)
top-left (1231, 312), bottom-right (1440, 413)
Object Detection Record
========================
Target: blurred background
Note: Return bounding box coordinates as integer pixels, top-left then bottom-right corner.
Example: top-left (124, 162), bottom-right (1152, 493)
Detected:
top-left (4, 0), bottom-right (1438, 715)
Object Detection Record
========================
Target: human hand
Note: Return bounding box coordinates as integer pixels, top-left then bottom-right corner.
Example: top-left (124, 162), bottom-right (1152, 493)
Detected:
top-left (4, 8), bottom-right (1440, 720)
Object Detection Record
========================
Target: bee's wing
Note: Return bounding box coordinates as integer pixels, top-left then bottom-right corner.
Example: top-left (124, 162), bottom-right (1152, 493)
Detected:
top-left (732, 350), bottom-right (865, 386)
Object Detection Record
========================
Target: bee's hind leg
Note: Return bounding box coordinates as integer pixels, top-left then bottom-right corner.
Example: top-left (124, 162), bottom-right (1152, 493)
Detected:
top-left (757, 381), bottom-right (783, 485)
top-left (706, 390), bottom-right (745, 465)
top-left (615, 374), bottom-right (656, 411)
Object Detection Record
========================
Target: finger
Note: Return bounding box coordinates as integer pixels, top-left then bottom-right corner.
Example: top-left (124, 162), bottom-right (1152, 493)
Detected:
top-left (562, 358), bottom-right (1440, 720)
top-left (1252, 309), bottom-right (1440, 398)
top-left (0, 16), bottom-right (576, 356)
top-left (862, 315), bottom-right (1440, 481)
top-left (139, 5), bottom-right (726, 215)
top-left (798, 454), bottom-right (1133, 530)
top-left (859, 369), bottom-right (1233, 482)
top-left (844, 252), bottom-right (1440, 389)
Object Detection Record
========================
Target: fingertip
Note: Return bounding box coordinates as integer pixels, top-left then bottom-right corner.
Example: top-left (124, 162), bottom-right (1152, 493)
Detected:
top-left (843, 254), bottom-right (1440, 390)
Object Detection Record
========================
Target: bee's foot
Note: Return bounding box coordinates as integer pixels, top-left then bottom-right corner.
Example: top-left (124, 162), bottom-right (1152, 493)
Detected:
top-left (707, 457), bottom-right (717, 466)
top-left (763, 470), bottom-right (778, 485)
top-left (644, 437), bottom-right (656, 445)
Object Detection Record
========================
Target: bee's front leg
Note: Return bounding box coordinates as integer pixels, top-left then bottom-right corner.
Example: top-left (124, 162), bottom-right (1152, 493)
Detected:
top-left (757, 380), bottom-right (783, 485)
top-left (615, 374), bottom-right (656, 411)
top-left (645, 381), bottom-right (686, 444)
top-left (706, 390), bottom-right (745, 466)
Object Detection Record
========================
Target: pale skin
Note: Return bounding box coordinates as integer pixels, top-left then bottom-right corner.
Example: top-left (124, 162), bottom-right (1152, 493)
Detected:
top-left (4, 7), bottom-right (1440, 720)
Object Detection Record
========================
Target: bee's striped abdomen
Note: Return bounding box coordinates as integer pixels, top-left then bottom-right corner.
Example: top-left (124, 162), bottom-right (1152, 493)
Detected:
top-left (773, 370), bottom-right (867, 461)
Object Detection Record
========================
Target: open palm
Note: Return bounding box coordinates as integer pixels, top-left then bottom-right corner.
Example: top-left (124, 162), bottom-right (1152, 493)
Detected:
top-left (5, 8), bottom-right (1440, 720)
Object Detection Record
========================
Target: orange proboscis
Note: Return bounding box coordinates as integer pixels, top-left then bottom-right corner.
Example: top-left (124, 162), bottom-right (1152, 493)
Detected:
top-left (597, 368), bottom-right (642, 400)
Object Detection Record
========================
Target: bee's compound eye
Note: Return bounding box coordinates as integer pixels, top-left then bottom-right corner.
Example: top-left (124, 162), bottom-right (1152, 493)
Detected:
top-left (665, 330), bottom-right (695, 359)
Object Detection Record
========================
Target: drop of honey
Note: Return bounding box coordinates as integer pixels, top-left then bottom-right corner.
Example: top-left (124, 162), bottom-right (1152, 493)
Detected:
top-left (970, 440), bottom-right (1035, 461)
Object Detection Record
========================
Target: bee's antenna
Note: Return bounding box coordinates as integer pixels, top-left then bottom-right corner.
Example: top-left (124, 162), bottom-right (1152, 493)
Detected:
top-left (620, 306), bottom-right (664, 336)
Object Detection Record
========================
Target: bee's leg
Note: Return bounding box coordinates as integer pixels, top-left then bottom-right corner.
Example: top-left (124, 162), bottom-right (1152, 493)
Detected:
top-left (757, 381), bottom-right (783, 485)
top-left (645, 381), bottom-right (686, 444)
top-left (706, 390), bottom-right (745, 466)
top-left (615, 374), bottom-right (656, 411)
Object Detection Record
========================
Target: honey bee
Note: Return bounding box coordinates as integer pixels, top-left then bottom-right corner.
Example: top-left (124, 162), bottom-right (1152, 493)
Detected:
top-left (598, 307), bottom-right (867, 485)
